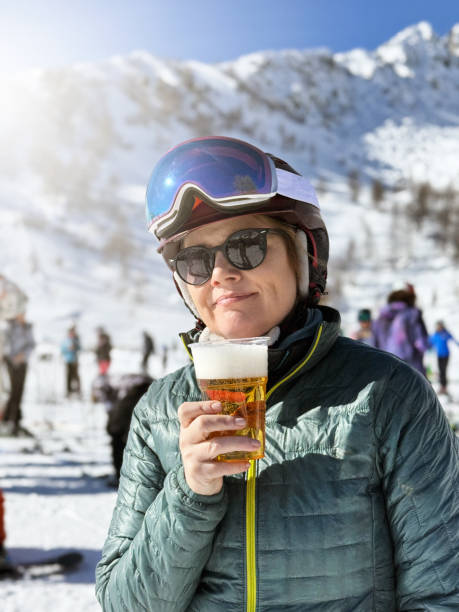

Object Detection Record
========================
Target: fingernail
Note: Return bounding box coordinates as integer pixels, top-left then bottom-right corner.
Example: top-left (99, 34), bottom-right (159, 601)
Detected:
top-left (234, 418), bottom-right (246, 426)
top-left (249, 439), bottom-right (261, 447)
top-left (206, 402), bottom-right (221, 411)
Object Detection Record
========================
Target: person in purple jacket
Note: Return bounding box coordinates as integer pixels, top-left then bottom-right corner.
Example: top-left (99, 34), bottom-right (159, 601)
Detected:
top-left (372, 285), bottom-right (430, 375)
top-left (429, 321), bottom-right (459, 395)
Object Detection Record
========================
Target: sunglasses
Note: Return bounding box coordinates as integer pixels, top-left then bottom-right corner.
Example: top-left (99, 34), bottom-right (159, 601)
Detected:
top-left (170, 228), bottom-right (288, 285)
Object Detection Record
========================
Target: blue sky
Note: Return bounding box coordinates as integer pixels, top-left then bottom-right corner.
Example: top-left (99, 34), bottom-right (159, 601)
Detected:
top-left (1, 0), bottom-right (458, 74)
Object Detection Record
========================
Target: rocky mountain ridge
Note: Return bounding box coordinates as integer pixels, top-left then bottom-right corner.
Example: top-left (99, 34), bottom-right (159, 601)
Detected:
top-left (1, 21), bottom-right (458, 344)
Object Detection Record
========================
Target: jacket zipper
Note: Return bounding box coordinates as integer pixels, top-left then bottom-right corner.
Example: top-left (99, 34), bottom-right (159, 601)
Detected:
top-left (246, 460), bottom-right (257, 611)
top-left (245, 323), bottom-right (324, 612)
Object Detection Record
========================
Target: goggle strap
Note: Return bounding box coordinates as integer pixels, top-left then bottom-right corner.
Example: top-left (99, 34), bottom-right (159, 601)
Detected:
top-left (304, 228), bottom-right (318, 269)
top-left (276, 169), bottom-right (320, 209)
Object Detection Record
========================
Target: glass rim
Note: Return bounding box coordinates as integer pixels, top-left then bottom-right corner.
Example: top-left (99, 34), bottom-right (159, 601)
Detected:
top-left (189, 336), bottom-right (270, 348)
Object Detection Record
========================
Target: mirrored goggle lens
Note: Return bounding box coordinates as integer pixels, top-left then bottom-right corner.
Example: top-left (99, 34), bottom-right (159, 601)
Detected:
top-left (146, 137), bottom-right (275, 225)
top-left (175, 229), bottom-right (268, 285)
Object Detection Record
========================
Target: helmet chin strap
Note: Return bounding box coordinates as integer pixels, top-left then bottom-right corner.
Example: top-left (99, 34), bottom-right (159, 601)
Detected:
top-left (174, 229), bottom-right (311, 322)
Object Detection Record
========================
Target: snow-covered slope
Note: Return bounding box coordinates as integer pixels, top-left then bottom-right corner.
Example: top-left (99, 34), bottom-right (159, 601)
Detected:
top-left (1, 23), bottom-right (459, 610)
top-left (1, 20), bottom-right (459, 345)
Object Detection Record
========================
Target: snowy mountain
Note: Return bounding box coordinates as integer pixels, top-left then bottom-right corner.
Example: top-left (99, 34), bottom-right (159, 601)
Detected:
top-left (1, 20), bottom-right (459, 346)
top-left (2, 24), bottom-right (459, 609)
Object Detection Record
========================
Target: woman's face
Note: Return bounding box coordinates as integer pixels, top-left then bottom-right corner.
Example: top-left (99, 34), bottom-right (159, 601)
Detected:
top-left (183, 215), bottom-right (297, 338)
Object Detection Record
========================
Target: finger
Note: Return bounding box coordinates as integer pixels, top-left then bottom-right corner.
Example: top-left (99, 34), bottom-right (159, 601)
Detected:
top-left (200, 460), bottom-right (251, 478)
top-left (204, 435), bottom-right (261, 460)
top-left (181, 415), bottom-right (248, 446)
top-left (198, 415), bottom-right (248, 437)
top-left (178, 401), bottom-right (221, 428)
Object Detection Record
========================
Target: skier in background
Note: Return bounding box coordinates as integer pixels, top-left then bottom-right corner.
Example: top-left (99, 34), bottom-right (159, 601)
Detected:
top-left (2, 311), bottom-right (35, 436)
top-left (61, 325), bottom-right (81, 397)
top-left (95, 327), bottom-right (112, 376)
top-left (140, 331), bottom-right (155, 374)
top-left (349, 308), bottom-right (374, 345)
top-left (372, 284), bottom-right (430, 375)
top-left (0, 275), bottom-right (28, 414)
top-left (429, 320), bottom-right (459, 396)
top-left (92, 373), bottom-right (153, 487)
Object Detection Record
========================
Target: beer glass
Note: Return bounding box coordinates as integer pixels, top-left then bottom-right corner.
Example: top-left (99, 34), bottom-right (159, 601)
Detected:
top-left (190, 337), bottom-right (268, 462)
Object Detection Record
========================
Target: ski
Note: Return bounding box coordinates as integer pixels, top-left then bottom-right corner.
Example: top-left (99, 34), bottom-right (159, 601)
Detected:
top-left (0, 551), bottom-right (83, 580)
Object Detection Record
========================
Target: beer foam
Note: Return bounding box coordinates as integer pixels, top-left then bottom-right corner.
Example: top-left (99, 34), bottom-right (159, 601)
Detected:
top-left (191, 342), bottom-right (267, 379)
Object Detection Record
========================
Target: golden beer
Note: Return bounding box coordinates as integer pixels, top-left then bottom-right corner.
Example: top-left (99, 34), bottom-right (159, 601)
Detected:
top-left (198, 375), bottom-right (267, 461)
top-left (190, 337), bottom-right (269, 462)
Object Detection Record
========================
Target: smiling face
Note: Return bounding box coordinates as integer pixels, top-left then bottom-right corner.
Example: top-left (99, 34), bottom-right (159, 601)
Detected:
top-left (183, 214), bottom-right (298, 338)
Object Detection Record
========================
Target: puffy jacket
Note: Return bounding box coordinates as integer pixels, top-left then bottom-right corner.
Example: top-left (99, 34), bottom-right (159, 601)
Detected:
top-left (96, 307), bottom-right (458, 611)
top-left (372, 302), bottom-right (429, 374)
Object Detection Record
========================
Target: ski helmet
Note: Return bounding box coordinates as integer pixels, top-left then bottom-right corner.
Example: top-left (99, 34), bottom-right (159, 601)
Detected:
top-left (146, 136), bottom-right (329, 310)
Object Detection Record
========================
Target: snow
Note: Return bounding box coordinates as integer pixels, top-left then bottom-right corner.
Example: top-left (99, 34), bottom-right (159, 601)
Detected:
top-left (1, 20), bottom-right (459, 607)
top-left (0, 347), bottom-right (188, 611)
top-left (364, 120), bottom-right (459, 188)
top-left (0, 19), bottom-right (457, 346)
top-left (334, 48), bottom-right (377, 79)
top-left (1, 342), bottom-right (458, 611)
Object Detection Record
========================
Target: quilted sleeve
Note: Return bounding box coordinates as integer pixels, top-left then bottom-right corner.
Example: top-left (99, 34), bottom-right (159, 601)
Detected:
top-left (95, 393), bottom-right (229, 611)
top-left (375, 363), bottom-right (459, 610)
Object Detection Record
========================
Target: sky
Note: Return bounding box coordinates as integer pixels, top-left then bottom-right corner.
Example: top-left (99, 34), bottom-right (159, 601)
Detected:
top-left (1, 0), bottom-right (458, 74)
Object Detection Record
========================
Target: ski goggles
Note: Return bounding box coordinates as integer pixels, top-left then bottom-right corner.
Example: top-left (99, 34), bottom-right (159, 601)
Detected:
top-left (146, 136), bottom-right (319, 241)
top-left (170, 227), bottom-right (288, 285)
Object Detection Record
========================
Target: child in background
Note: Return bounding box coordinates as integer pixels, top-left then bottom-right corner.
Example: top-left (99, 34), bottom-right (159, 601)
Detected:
top-left (429, 321), bottom-right (459, 395)
top-left (350, 308), bottom-right (374, 345)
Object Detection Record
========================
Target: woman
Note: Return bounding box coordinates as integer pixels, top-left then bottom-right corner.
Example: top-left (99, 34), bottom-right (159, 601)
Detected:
top-left (96, 137), bottom-right (458, 611)
top-left (2, 311), bottom-right (35, 436)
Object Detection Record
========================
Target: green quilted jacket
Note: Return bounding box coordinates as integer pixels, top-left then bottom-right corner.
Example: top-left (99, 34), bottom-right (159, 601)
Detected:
top-left (96, 307), bottom-right (458, 611)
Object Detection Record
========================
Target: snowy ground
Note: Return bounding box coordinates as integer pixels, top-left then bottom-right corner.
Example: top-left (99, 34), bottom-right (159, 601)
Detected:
top-left (0, 344), bottom-right (458, 612)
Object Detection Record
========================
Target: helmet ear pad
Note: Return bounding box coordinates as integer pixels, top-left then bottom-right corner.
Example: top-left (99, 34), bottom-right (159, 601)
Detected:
top-left (174, 271), bottom-right (201, 319)
top-left (294, 230), bottom-right (310, 298)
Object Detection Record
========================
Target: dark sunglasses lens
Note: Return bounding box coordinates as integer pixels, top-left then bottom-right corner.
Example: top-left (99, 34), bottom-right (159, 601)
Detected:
top-left (176, 247), bottom-right (213, 285)
top-left (226, 230), bottom-right (266, 269)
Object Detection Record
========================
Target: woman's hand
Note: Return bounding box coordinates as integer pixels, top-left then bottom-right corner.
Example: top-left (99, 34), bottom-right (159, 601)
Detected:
top-left (178, 400), bottom-right (260, 496)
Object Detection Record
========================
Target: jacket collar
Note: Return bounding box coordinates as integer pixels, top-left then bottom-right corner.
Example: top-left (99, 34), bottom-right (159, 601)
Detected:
top-left (179, 305), bottom-right (341, 384)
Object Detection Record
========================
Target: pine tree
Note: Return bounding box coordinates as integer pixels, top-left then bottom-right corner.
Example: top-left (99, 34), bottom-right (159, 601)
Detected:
top-left (348, 169), bottom-right (360, 203)
top-left (371, 179), bottom-right (384, 208)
